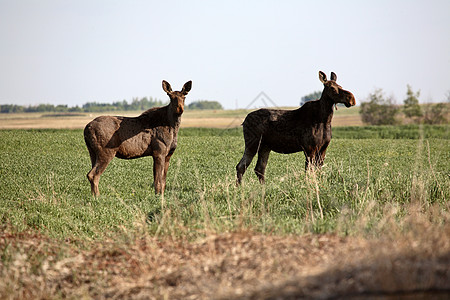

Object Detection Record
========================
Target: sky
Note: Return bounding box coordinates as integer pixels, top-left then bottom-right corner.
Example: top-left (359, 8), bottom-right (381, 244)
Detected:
top-left (1, 0), bottom-right (449, 109)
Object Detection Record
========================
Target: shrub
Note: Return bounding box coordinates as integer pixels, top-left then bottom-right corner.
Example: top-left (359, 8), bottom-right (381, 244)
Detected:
top-left (423, 103), bottom-right (449, 124)
top-left (360, 89), bottom-right (399, 125)
top-left (403, 85), bottom-right (422, 120)
top-left (300, 91), bottom-right (322, 106)
top-left (187, 100), bottom-right (223, 110)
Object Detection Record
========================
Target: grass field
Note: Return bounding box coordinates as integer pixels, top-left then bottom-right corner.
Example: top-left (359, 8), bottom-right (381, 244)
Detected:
top-left (1, 126), bottom-right (449, 298)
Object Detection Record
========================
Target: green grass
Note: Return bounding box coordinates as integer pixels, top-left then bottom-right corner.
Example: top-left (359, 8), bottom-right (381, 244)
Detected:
top-left (332, 124), bottom-right (449, 139)
top-left (178, 124), bottom-right (449, 139)
top-left (0, 127), bottom-right (448, 241)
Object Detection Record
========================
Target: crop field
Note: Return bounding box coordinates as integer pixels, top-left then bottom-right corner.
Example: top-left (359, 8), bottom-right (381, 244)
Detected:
top-left (1, 125), bottom-right (449, 299)
top-left (0, 107), bottom-right (363, 129)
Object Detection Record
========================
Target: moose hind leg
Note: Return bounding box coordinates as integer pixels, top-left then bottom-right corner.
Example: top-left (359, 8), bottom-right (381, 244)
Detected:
top-left (87, 153), bottom-right (114, 197)
top-left (87, 145), bottom-right (97, 169)
top-left (87, 168), bottom-right (99, 196)
top-left (236, 131), bottom-right (264, 185)
top-left (254, 147), bottom-right (270, 184)
top-left (236, 149), bottom-right (257, 185)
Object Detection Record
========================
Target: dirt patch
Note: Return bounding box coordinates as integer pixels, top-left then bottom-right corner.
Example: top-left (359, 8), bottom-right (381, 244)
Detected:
top-left (1, 226), bottom-right (449, 299)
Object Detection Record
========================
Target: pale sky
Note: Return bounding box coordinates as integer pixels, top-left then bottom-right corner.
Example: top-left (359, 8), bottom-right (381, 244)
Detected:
top-left (1, 0), bottom-right (449, 109)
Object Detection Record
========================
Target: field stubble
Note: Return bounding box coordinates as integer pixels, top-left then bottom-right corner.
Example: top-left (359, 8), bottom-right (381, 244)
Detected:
top-left (0, 127), bottom-right (449, 299)
top-left (0, 107), bottom-right (363, 129)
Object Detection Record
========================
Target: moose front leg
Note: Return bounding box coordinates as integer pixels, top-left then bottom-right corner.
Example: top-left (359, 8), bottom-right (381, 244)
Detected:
top-left (153, 155), bottom-right (165, 194)
top-left (162, 150), bottom-right (174, 191)
top-left (304, 143), bottom-right (328, 170)
top-left (316, 142), bottom-right (329, 168)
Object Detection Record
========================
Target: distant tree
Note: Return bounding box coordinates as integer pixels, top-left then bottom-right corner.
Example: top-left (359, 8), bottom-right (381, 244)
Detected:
top-left (187, 100), bottom-right (223, 110)
top-left (68, 106), bottom-right (82, 112)
top-left (300, 91), bottom-right (322, 106)
top-left (82, 102), bottom-right (115, 112)
top-left (360, 89), bottom-right (399, 125)
top-left (141, 97), bottom-right (164, 110)
top-left (55, 104), bottom-right (68, 112)
top-left (0, 96), bottom-right (166, 114)
top-left (140, 97), bottom-right (150, 110)
top-left (1, 104), bottom-right (24, 113)
top-left (423, 103), bottom-right (448, 124)
top-left (112, 100), bottom-right (127, 111)
top-left (27, 104), bottom-right (57, 113)
top-left (403, 85), bottom-right (422, 119)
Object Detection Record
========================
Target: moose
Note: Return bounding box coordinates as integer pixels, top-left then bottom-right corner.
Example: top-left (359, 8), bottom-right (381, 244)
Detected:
top-left (236, 71), bottom-right (355, 185)
top-left (84, 80), bottom-right (192, 196)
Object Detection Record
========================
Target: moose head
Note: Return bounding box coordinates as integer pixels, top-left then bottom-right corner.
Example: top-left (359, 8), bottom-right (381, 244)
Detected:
top-left (319, 71), bottom-right (356, 108)
top-left (162, 80), bottom-right (192, 115)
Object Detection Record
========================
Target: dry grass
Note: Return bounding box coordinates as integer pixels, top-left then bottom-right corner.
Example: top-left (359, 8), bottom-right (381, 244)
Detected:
top-left (0, 109), bottom-right (362, 129)
top-left (1, 205), bottom-right (449, 299)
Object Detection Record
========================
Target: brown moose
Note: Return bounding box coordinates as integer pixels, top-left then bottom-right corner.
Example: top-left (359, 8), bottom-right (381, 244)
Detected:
top-left (84, 80), bottom-right (192, 196)
top-left (236, 71), bottom-right (355, 184)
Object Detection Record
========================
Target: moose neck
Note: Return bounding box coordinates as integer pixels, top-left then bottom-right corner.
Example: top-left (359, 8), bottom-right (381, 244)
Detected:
top-left (318, 93), bottom-right (335, 124)
top-left (167, 103), bottom-right (183, 128)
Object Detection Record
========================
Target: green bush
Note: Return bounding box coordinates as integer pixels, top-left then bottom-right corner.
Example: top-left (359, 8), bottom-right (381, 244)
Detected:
top-left (360, 89), bottom-right (399, 125)
top-left (187, 100), bottom-right (223, 110)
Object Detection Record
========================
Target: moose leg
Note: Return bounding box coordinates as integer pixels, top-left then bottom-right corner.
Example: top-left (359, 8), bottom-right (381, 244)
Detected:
top-left (307, 144), bottom-right (328, 170)
top-left (87, 152), bottom-right (114, 197)
top-left (316, 150), bottom-right (327, 168)
top-left (237, 132), bottom-right (264, 185)
top-left (86, 145), bottom-right (97, 192)
top-left (317, 143), bottom-right (329, 168)
top-left (236, 148), bottom-right (257, 185)
top-left (254, 147), bottom-right (271, 184)
top-left (304, 150), bottom-right (316, 171)
top-left (153, 155), bottom-right (165, 194)
top-left (161, 152), bottom-right (173, 193)
top-left (87, 146), bottom-right (97, 169)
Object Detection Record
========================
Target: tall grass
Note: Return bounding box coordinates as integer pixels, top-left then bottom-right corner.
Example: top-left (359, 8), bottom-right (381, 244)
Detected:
top-left (0, 127), bottom-right (448, 241)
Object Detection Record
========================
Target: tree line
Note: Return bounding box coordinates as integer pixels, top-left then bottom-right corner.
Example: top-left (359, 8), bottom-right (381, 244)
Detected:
top-left (0, 97), bottom-right (165, 114)
top-left (0, 98), bottom-right (223, 113)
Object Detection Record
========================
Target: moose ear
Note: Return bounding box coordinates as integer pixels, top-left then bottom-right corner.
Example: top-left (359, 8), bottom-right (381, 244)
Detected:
top-left (162, 80), bottom-right (172, 93)
top-left (319, 71), bottom-right (327, 84)
top-left (330, 72), bottom-right (337, 82)
top-left (181, 80), bottom-right (192, 95)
